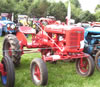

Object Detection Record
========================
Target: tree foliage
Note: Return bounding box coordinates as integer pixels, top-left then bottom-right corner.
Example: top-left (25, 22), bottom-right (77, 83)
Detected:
top-left (94, 4), bottom-right (100, 22)
top-left (95, 4), bottom-right (100, 12)
top-left (70, 0), bottom-right (81, 8)
top-left (0, 0), bottom-right (98, 22)
top-left (79, 11), bottom-right (96, 22)
top-left (28, 0), bottom-right (50, 17)
top-left (95, 10), bottom-right (100, 22)
top-left (0, 0), bottom-right (15, 13)
top-left (14, 0), bottom-right (30, 14)
top-left (47, 1), bottom-right (67, 21)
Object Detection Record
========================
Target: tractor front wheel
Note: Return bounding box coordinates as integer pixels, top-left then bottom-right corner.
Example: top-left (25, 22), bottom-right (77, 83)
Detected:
top-left (3, 34), bottom-right (21, 66)
top-left (30, 58), bottom-right (48, 86)
top-left (1, 56), bottom-right (15, 87)
top-left (95, 51), bottom-right (100, 71)
top-left (76, 55), bottom-right (94, 77)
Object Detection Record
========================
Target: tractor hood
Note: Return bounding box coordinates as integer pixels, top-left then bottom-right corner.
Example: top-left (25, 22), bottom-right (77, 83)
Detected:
top-left (86, 27), bottom-right (100, 34)
top-left (45, 24), bottom-right (84, 34)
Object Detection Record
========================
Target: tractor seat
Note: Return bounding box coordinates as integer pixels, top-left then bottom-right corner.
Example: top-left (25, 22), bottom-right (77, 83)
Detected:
top-left (19, 26), bottom-right (36, 34)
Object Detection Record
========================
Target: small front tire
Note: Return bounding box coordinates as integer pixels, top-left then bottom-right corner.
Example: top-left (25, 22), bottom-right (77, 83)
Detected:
top-left (30, 58), bottom-right (48, 86)
top-left (76, 55), bottom-right (95, 77)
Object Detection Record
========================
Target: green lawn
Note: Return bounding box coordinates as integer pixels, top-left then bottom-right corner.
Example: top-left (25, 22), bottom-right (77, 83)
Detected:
top-left (0, 36), bottom-right (100, 87)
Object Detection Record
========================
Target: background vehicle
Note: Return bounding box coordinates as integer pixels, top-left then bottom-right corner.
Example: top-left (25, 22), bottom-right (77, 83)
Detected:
top-left (84, 22), bottom-right (100, 55)
top-left (0, 13), bottom-right (16, 36)
top-left (83, 22), bottom-right (100, 71)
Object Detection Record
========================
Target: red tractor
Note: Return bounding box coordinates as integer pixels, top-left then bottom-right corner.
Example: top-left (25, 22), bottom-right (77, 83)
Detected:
top-left (0, 56), bottom-right (15, 87)
top-left (3, 22), bottom-right (95, 86)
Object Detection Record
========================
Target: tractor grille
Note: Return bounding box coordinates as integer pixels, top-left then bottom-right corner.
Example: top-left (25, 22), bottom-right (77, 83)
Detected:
top-left (68, 31), bottom-right (84, 49)
top-left (69, 32), bottom-right (78, 49)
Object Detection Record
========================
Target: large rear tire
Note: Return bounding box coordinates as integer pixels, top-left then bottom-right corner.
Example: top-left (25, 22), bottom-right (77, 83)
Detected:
top-left (1, 56), bottom-right (15, 87)
top-left (3, 34), bottom-right (21, 66)
top-left (30, 58), bottom-right (48, 86)
top-left (76, 55), bottom-right (95, 77)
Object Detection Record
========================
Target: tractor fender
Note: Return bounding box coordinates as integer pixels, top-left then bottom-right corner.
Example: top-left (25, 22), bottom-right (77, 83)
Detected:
top-left (19, 26), bottom-right (36, 34)
top-left (16, 32), bottom-right (27, 46)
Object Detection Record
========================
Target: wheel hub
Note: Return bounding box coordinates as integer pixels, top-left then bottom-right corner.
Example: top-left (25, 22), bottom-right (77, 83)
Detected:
top-left (79, 58), bottom-right (89, 73)
top-left (34, 65), bottom-right (40, 80)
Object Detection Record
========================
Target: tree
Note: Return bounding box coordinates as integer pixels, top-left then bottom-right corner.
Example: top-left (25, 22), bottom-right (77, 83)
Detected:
top-left (14, 0), bottom-right (30, 14)
top-left (71, 4), bottom-right (82, 22)
top-left (95, 4), bottom-right (100, 22)
top-left (79, 10), bottom-right (96, 22)
top-left (47, 1), bottom-right (67, 21)
top-left (95, 10), bottom-right (100, 22)
top-left (70, 0), bottom-right (81, 8)
top-left (95, 4), bottom-right (100, 12)
top-left (0, 0), bottom-right (15, 13)
top-left (28, 0), bottom-right (50, 17)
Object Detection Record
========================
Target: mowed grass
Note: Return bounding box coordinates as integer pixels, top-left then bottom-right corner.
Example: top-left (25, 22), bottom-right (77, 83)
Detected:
top-left (0, 36), bottom-right (100, 87)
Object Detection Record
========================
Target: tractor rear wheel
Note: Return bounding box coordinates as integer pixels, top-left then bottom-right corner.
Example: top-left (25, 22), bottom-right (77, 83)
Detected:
top-left (30, 58), bottom-right (48, 86)
top-left (95, 51), bottom-right (100, 71)
top-left (76, 55), bottom-right (94, 77)
top-left (3, 34), bottom-right (21, 66)
top-left (1, 56), bottom-right (15, 87)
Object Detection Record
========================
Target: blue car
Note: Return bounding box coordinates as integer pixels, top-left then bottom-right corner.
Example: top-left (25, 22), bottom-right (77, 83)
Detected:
top-left (0, 16), bottom-right (16, 36)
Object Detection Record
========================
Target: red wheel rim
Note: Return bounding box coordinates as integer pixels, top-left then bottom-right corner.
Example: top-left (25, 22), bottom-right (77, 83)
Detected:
top-left (34, 65), bottom-right (40, 80)
top-left (33, 64), bottom-right (40, 82)
top-left (79, 58), bottom-right (89, 73)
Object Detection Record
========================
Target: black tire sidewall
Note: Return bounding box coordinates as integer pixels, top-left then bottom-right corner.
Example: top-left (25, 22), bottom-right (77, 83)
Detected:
top-left (30, 58), bottom-right (48, 86)
top-left (76, 56), bottom-right (94, 77)
top-left (1, 56), bottom-right (15, 87)
top-left (3, 34), bottom-right (21, 66)
top-left (95, 51), bottom-right (100, 71)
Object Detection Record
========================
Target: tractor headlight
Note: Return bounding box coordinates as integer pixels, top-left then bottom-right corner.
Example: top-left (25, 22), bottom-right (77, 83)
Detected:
top-left (59, 35), bottom-right (63, 41)
top-left (7, 24), bottom-right (10, 27)
top-left (80, 40), bottom-right (84, 49)
top-left (11, 24), bottom-right (15, 29)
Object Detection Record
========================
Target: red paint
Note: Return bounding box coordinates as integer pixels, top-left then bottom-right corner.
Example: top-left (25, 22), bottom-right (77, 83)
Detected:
top-left (16, 32), bottom-right (27, 46)
top-left (79, 58), bottom-right (89, 73)
top-left (0, 62), bottom-right (7, 76)
top-left (34, 65), bottom-right (40, 80)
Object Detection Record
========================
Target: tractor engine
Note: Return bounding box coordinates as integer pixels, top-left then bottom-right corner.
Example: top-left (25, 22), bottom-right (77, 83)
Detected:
top-left (65, 26), bottom-right (84, 53)
top-left (41, 24), bottom-right (85, 54)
